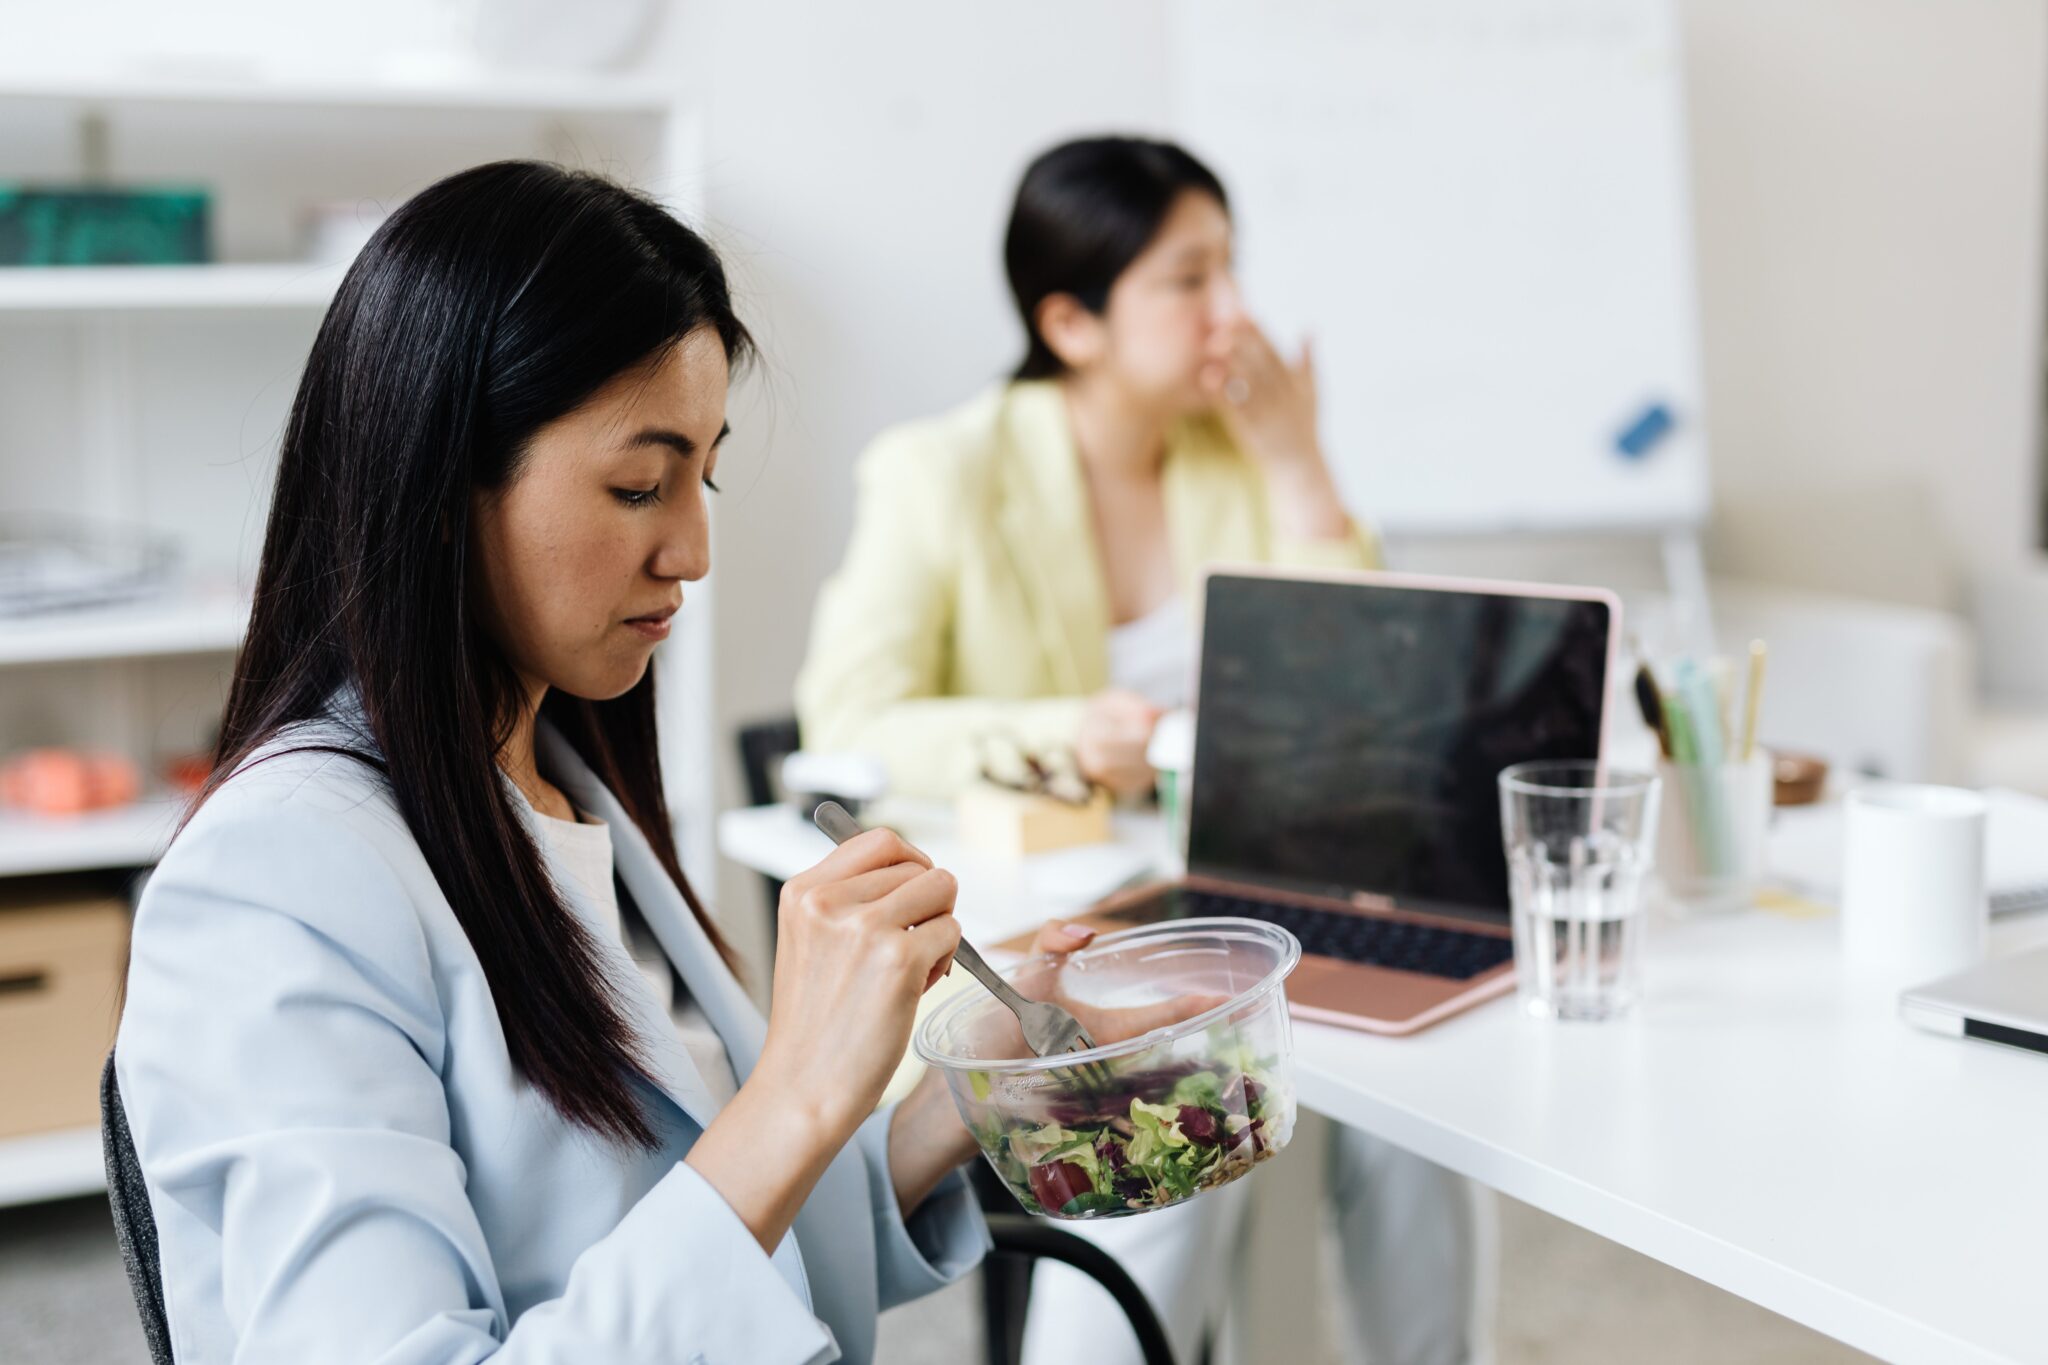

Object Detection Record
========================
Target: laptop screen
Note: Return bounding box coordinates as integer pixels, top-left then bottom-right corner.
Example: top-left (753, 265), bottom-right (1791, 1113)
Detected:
top-left (1188, 572), bottom-right (1613, 920)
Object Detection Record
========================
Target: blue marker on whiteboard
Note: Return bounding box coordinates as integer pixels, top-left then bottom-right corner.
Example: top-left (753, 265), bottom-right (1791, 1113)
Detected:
top-left (1615, 402), bottom-right (1675, 460)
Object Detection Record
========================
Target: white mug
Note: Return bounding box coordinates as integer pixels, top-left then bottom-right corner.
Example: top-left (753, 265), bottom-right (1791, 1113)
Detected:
top-left (1839, 784), bottom-right (1988, 992)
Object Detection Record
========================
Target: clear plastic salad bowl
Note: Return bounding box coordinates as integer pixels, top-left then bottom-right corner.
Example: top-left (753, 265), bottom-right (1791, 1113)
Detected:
top-left (914, 917), bottom-right (1302, 1220)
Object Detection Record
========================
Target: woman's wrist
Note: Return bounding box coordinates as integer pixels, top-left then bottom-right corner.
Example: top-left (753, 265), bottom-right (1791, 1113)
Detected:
top-left (887, 1069), bottom-right (979, 1216)
top-left (686, 1060), bottom-right (858, 1253)
top-left (749, 1047), bottom-right (868, 1154)
top-left (1262, 453), bottom-right (1351, 540)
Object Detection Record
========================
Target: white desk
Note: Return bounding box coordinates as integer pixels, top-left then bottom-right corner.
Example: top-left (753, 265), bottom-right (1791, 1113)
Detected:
top-left (717, 800), bottom-right (1171, 943)
top-left (716, 801), bottom-right (2048, 1365)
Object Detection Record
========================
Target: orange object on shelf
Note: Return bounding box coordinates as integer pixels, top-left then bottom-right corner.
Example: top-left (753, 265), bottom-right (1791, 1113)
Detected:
top-left (163, 752), bottom-right (213, 794)
top-left (0, 748), bottom-right (142, 815)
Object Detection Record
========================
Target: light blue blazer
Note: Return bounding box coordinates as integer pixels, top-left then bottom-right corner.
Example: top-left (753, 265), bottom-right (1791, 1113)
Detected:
top-left (116, 703), bottom-right (988, 1364)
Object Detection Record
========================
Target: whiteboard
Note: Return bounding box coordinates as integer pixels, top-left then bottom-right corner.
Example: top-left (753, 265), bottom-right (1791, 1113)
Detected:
top-left (1172, 0), bottom-right (1708, 534)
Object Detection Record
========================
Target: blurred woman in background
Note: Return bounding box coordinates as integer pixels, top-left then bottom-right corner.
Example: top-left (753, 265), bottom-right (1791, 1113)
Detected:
top-left (797, 136), bottom-right (1373, 800)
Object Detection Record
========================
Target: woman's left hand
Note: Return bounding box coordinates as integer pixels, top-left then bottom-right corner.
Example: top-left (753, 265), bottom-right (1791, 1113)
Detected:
top-left (1203, 320), bottom-right (1352, 540)
top-left (886, 917), bottom-right (1104, 1214)
top-left (1204, 320), bottom-right (1321, 471)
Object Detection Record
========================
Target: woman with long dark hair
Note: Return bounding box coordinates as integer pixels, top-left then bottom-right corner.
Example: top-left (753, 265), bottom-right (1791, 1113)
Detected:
top-left (115, 160), bottom-right (1087, 1364)
top-left (797, 137), bottom-right (1487, 1365)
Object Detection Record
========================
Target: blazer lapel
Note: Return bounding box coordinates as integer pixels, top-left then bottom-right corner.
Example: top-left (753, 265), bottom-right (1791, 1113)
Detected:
top-left (993, 382), bottom-right (1111, 695)
top-left (540, 725), bottom-right (840, 1321)
top-left (1164, 414), bottom-right (1262, 589)
top-left (536, 727), bottom-right (766, 1103)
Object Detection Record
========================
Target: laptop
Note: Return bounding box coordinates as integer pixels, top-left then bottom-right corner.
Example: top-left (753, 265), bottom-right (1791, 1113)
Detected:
top-left (1901, 947), bottom-right (2048, 1057)
top-left (1007, 566), bottom-right (1620, 1035)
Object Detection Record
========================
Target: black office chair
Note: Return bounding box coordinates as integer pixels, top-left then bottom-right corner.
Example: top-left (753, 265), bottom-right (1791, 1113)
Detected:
top-left (100, 1051), bottom-right (1175, 1365)
top-left (735, 714), bottom-right (804, 931)
top-left (101, 1054), bottom-right (173, 1365)
top-left (978, 1221), bottom-right (1174, 1364)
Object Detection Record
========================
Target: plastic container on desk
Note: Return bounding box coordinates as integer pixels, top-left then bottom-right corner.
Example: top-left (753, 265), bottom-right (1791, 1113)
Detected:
top-left (915, 917), bottom-right (1300, 1220)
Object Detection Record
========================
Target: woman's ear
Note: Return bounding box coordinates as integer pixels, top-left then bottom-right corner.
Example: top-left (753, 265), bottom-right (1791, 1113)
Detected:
top-left (1034, 292), bottom-right (1106, 371)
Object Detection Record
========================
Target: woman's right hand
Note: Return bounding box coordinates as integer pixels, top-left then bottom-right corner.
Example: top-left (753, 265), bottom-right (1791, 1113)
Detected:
top-left (688, 827), bottom-right (959, 1254)
top-left (754, 828), bottom-right (963, 1143)
top-left (1076, 688), bottom-right (1163, 799)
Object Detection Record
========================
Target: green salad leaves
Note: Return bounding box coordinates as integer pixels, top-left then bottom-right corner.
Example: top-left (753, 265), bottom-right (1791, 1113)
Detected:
top-left (977, 1057), bottom-right (1286, 1218)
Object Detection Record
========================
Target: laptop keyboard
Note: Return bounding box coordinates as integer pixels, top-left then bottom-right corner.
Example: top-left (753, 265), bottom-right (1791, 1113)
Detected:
top-left (1181, 889), bottom-right (1515, 981)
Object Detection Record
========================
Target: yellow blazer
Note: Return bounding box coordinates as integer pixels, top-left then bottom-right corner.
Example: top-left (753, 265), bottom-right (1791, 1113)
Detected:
top-left (795, 380), bottom-right (1380, 797)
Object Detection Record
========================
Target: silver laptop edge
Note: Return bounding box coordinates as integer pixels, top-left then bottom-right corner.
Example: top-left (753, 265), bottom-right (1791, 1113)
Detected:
top-left (1900, 946), bottom-right (2048, 1055)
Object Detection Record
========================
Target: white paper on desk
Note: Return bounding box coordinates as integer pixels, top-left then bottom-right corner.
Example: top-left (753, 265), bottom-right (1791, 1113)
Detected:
top-left (1770, 788), bottom-right (2048, 912)
top-left (959, 843), bottom-right (1160, 946)
top-left (1023, 842), bottom-right (1157, 907)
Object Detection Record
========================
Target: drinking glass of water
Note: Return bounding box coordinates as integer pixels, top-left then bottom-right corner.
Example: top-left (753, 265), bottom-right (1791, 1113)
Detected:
top-left (1499, 762), bottom-right (1662, 1021)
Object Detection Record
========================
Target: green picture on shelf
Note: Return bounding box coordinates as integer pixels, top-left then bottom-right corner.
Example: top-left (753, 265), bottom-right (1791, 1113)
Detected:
top-left (0, 186), bottom-right (211, 266)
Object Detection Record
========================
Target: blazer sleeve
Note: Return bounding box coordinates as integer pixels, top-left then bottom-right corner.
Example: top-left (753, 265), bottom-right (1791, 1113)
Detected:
top-left (795, 426), bottom-right (1087, 799)
top-left (1270, 519), bottom-right (1384, 572)
top-left (849, 1103), bottom-right (991, 1313)
top-left (1253, 461), bottom-right (1385, 572)
top-left (119, 792), bottom-right (840, 1365)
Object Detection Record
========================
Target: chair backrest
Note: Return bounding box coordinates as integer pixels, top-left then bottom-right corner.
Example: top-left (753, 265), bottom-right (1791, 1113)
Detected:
top-left (969, 1162), bottom-right (1179, 1365)
top-left (735, 716), bottom-right (805, 943)
top-left (736, 716), bottom-right (802, 809)
top-left (100, 1051), bottom-right (174, 1365)
top-left (983, 1214), bottom-right (1177, 1365)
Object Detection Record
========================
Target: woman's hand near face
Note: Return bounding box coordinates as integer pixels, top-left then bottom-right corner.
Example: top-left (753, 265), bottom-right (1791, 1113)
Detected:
top-left (686, 828), bottom-right (961, 1252)
top-left (1203, 320), bottom-right (1352, 540)
top-left (1076, 688), bottom-right (1163, 799)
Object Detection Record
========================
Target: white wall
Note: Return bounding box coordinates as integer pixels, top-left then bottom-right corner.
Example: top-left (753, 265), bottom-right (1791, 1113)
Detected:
top-left (1681, 0), bottom-right (2048, 607)
top-left (651, 0), bottom-right (2048, 943)
top-left (649, 2), bottom-right (1176, 956)
top-left (12, 0), bottom-right (2044, 907)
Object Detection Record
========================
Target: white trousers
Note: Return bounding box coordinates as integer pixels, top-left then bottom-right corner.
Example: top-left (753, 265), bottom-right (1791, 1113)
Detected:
top-left (1020, 1122), bottom-right (1492, 1365)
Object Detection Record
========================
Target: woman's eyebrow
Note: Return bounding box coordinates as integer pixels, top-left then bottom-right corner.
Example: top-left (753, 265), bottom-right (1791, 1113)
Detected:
top-left (626, 422), bottom-right (731, 457)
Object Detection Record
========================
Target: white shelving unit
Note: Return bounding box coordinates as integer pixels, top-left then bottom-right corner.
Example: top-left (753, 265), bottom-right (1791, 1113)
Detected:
top-left (0, 1127), bottom-right (106, 1209)
top-left (0, 71), bottom-right (674, 116)
top-left (0, 593), bottom-right (250, 668)
top-left (0, 797), bottom-right (182, 880)
top-left (0, 262), bottom-right (345, 312)
top-left (0, 69), bottom-right (708, 1208)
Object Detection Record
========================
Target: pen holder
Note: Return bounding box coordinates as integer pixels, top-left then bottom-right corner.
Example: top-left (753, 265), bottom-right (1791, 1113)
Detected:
top-left (1655, 749), bottom-right (1772, 915)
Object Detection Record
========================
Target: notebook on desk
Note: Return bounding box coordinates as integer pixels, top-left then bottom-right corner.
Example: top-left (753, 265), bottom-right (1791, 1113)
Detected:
top-left (1004, 566), bottom-right (1620, 1036)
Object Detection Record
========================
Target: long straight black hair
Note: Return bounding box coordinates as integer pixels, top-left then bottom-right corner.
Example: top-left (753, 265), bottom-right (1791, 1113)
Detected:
top-left (202, 161), bottom-right (752, 1149)
top-left (1003, 135), bottom-right (1229, 381)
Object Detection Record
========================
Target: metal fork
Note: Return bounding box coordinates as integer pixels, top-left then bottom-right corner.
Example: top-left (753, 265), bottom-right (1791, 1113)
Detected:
top-left (810, 801), bottom-right (1113, 1088)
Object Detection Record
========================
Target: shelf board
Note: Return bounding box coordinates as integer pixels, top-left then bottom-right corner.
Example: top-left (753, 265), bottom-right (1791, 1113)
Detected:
top-left (0, 1127), bottom-right (105, 1209)
top-left (0, 795), bottom-right (182, 878)
top-left (0, 262), bottom-right (346, 313)
top-left (0, 593), bottom-right (248, 667)
top-left (0, 70), bottom-right (673, 116)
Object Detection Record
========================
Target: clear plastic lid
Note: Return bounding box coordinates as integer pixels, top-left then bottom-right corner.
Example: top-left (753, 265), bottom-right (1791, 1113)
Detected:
top-left (914, 917), bottom-right (1302, 1074)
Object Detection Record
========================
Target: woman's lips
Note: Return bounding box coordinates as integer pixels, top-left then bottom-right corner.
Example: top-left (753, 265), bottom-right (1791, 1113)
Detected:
top-left (624, 607), bottom-right (676, 642)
